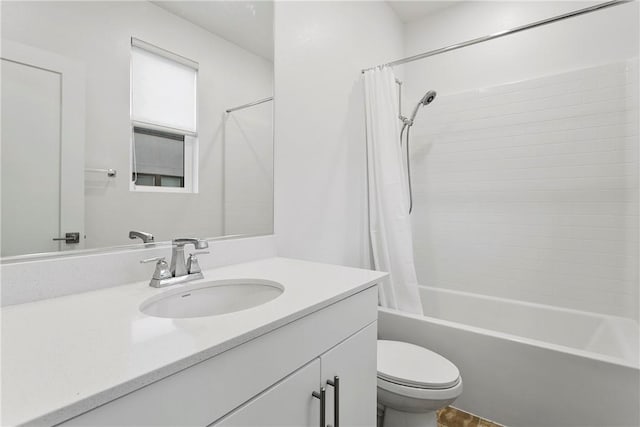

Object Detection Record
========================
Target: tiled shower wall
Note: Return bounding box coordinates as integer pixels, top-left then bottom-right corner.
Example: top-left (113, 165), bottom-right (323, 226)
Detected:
top-left (410, 60), bottom-right (639, 320)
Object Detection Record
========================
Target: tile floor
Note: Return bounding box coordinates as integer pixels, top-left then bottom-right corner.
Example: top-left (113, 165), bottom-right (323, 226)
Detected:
top-left (437, 406), bottom-right (504, 427)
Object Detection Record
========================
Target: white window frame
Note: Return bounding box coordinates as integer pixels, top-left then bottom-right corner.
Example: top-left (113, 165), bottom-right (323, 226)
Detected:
top-left (129, 38), bottom-right (198, 194)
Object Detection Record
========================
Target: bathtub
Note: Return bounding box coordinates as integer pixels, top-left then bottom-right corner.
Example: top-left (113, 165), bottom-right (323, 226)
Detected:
top-left (378, 286), bottom-right (639, 427)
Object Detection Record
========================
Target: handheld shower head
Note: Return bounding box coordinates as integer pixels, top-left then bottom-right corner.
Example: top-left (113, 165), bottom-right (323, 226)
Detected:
top-left (400, 89), bottom-right (437, 215)
top-left (420, 90), bottom-right (437, 106)
top-left (408, 89), bottom-right (437, 123)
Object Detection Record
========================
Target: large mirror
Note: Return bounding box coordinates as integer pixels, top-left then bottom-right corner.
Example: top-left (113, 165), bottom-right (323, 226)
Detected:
top-left (1, 1), bottom-right (274, 258)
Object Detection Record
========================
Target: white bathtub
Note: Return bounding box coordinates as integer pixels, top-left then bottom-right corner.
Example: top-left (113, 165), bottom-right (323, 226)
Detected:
top-left (378, 286), bottom-right (640, 427)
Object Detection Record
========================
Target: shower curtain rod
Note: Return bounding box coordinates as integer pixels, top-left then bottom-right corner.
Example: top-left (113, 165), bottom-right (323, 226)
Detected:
top-left (225, 96), bottom-right (273, 113)
top-left (362, 0), bottom-right (630, 73)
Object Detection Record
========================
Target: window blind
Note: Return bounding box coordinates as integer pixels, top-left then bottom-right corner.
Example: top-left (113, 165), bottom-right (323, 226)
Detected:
top-left (131, 39), bottom-right (197, 134)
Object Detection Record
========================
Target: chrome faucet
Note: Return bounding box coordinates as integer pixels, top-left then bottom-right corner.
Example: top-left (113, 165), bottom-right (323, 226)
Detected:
top-left (129, 230), bottom-right (155, 244)
top-left (140, 238), bottom-right (209, 288)
top-left (170, 238), bottom-right (209, 277)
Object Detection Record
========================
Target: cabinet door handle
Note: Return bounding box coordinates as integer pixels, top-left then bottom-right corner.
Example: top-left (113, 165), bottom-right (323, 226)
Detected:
top-left (312, 387), bottom-right (326, 427)
top-left (326, 376), bottom-right (340, 427)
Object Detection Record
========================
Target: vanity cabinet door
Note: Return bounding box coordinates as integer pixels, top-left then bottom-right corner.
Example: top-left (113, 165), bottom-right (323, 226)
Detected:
top-left (321, 322), bottom-right (377, 427)
top-left (212, 359), bottom-right (321, 427)
top-left (214, 322), bottom-right (378, 427)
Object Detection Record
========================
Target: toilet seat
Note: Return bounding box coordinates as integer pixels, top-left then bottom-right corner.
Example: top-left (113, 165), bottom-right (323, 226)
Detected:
top-left (377, 376), bottom-right (463, 403)
top-left (377, 340), bottom-right (460, 390)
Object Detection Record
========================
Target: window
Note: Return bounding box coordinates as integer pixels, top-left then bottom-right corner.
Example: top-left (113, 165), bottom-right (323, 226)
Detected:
top-left (130, 38), bottom-right (198, 192)
top-left (132, 127), bottom-right (184, 187)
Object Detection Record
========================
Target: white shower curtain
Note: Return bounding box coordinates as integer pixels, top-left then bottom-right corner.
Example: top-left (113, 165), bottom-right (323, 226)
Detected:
top-left (364, 67), bottom-right (423, 315)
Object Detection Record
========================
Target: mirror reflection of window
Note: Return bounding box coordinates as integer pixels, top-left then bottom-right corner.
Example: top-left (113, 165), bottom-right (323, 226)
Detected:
top-left (132, 127), bottom-right (185, 188)
top-left (130, 38), bottom-right (198, 191)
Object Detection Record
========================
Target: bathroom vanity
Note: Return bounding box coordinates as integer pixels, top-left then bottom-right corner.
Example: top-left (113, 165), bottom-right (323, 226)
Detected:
top-left (1, 258), bottom-right (385, 426)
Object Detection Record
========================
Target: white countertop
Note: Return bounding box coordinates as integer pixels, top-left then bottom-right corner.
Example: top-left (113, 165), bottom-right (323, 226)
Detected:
top-left (1, 257), bottom-right (386, 426)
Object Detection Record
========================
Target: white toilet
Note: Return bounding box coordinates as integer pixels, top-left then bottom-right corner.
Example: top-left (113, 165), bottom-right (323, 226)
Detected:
top-left (377, 340), bottom-right (463, 427)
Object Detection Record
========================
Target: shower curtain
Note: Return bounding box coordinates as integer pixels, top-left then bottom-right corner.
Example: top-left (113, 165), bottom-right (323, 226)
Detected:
top-left (364, 67), bottom-right (423, 315)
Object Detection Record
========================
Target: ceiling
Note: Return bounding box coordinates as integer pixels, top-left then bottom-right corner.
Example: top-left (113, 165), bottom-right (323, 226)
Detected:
top-left (152, 1), bottom-right (274, 61)
top-left (387, 1), bottom-right (464, 23)
top-left (152, 1), bottom-right (462, 60)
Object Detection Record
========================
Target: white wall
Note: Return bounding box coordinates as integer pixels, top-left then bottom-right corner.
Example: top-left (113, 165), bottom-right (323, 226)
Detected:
top-left (273, 1), bottom-right (404, 267)
top-left (402, 1), bottom-right (639, 320)
top-left (224, 101), bottom-right (274, 236)
top-left (403, 1), bottom-right (638, 94)
top-left (1, 1), bottom-right (273, 249)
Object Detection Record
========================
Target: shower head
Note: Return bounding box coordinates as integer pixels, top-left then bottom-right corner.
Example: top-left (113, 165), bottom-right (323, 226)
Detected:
top-left (420, 90), bottom-right (437, 106)
top-left (408, 89), bottom-right (437, 124)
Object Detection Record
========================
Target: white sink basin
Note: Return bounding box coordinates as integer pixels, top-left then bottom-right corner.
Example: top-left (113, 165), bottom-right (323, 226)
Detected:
top-left (140, 279), bottom-right (284, 318)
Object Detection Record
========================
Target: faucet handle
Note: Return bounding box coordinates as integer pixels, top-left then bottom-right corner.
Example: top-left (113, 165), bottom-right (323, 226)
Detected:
top-left (190, 251), bottom-right (210, 256)
top-left (140, 256), bottom-right (165, 264)
top-left (141, 257), bottom-right (172, 281)
top-left (186, 251), bottom-right (209, 274)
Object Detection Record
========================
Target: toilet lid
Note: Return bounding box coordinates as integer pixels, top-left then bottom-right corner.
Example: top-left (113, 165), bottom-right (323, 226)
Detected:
top-left (377, 340), bottom-right (460, 389)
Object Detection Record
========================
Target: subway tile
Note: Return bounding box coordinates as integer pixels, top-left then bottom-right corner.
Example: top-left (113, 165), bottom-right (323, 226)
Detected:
top-left (412, 60), bottom-right (639, 320)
